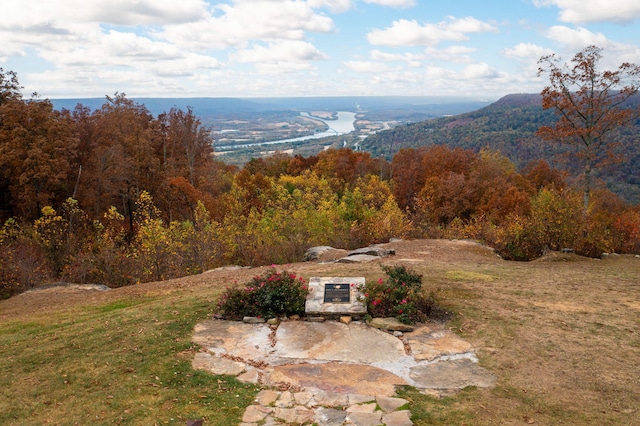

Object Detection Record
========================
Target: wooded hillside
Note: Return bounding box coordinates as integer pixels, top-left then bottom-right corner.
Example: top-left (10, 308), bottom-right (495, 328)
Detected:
top-left (1, 70), bottom-right (639, 298)
top-left (361, 93), bottom-right (640, 204)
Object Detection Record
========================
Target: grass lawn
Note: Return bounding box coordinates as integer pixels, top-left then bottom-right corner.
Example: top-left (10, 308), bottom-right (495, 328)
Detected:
top-left (0, 290), bottom-right (259, 425)
top-left (1, 239), bottom-right (639, 425)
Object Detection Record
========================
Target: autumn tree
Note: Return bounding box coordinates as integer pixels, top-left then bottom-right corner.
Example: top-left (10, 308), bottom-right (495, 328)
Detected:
top-left (537, 45), bottom-right (640, 211)
top-left (159, 107), bottom-right (213, 186)
top-left (313, 148), bottom-right (383, 193)
top-left (79, 93), bottom-right (159, 230)
top-left (390, 148), bottom-right (428, 212)
top-left (0, 97), bottom-right (79, 219)
top-left (0, 68), bottom-right (22, 107)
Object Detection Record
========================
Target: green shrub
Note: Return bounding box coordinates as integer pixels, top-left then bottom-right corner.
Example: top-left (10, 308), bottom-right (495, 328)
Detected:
top-left (215, 267), bottom-right (308, 320)
top-left (360, 265), bottom-right (449, 324)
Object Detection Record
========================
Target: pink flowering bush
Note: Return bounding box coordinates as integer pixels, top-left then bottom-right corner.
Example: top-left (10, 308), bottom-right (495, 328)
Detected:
top-left (216, 267), bottom-right (308, 320)
top-left (360, 265), bottom-right (449, 324)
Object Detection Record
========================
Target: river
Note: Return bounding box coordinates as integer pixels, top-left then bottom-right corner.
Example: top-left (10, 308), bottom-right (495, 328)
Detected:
top-left (216, 111), bottom-right (357, 151)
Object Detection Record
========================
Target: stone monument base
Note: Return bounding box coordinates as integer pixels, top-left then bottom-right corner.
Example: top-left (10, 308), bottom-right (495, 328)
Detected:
top-left (304, 276), bottom-right (367, 319)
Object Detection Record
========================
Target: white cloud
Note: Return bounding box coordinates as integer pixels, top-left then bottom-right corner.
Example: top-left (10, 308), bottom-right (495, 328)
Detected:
top-left (0, 0), bottom-right (207, 27)
top-left (504, 43), bottom-right (554, 59)
top-left (343, 60), bottom-right (390, 73)
top-left (424, 45), bottom-right (477, 63)
top-left (232, 41), bottom-right (328, 64)
top-left (367, 16), bottom-right (497, 47)
top-left (503, 43), bottom-right (555, 76)
top-left (338, 60), bottom-right (526, 98)
top-left (363, 0), bottom-right (416, 8)
top-left (461, 62), bottom-right (501, 79)
top-left (542, 27), bottom-right (640, 70)
top-left (0, 0), bottom-right (338, 96)
top-left (533, 0), bottom-right (640, 24)
top-left (308, 0), bottom-right (354, 13)
top-left (370, 50), bottom-right (424, 62)
top-left (159, 1), bottom-right (335, 50)
top-left (545, 26), bottom-right (610, 50)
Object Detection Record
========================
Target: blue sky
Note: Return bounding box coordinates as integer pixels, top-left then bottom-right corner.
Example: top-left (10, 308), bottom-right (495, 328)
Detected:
top-left (1, 0), bottom-right (639, 100)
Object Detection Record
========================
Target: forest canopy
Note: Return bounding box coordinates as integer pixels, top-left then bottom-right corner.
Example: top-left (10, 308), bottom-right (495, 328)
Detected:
top-left (1, 69), bottom-right (639, 298)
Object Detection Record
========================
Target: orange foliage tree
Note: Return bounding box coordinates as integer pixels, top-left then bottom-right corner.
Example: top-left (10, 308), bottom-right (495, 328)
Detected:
top-left (537, 45), bottom-right (640, 211)
top-left (0, 97), bottom-right (78, 220)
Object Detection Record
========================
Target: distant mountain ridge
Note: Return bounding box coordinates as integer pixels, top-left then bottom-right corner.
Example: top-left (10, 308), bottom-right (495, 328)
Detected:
top-left (361, 93), bottom-right (640, 204)
top-left (50, 96), bottom-right (490, 122)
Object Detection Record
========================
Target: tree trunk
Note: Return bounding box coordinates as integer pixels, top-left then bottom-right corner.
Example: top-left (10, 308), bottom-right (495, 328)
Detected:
top-left (583, 158), bottom-right (592, 213)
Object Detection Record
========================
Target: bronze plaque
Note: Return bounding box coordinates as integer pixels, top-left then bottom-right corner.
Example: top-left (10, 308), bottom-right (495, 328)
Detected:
top-left (324, 283), bottom-right (351, 303)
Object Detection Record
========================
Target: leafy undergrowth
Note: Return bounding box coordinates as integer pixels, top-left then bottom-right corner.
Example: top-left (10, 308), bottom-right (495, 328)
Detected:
top-left (0, 292), bottom-right (259, 425)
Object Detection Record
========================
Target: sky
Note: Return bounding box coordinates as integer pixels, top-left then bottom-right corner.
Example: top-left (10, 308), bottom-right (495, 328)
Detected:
top-left (1, 0), bottom-right (639, 100)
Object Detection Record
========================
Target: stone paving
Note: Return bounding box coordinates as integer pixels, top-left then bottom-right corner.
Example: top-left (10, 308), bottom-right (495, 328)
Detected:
top-left (240, 388), bottom-right (412, 426)
top-left (192, 318), bottom-right (497, 425)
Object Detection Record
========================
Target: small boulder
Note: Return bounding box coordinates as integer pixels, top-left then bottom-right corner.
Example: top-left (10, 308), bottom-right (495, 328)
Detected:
top-left (243, 316), bottom-right (266, 324)
top-left (367, 317), bottom-right (414, 332)
top-left (339, 316), bottom-right (352, 325)
top-left (348, 246), bottom-right (395, 258)
top-left (304, 246), bottom-right (347, 261)
top-left (336, 254), bottom-right (381, 263)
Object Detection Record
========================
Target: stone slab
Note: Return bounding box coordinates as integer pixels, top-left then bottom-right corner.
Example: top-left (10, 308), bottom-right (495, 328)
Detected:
top-left (293, 390), bottom-right (314, 406)
top-left (273, 406), bottom-right (315, 424)
top-left (406, 326), bottom-right (474, 361)
top-left (336, 254), bottom-right (381, 263)
top-left (255, 389), bottom-right (280, 406)
top-left (305, 277), bottom-right (367, 316)
top-left (192, 320), bottom-right (271, 361)
top-left (347, 402), bottom-right (378, 413)
top-left (382, 410), bottom-right (413, 426)
top-left (314, 407), bottom-right (348, 426)
top-left (275, 391), bottom-right (294, 408)
top-left (236, 369), bottom-right (259, 384)
top-left (268, 362), bottom-right (406, 397)
top-left (191, 352), bottom-right (245, 376)
top-left (242, 405), bottom-right (273, 423)
top-left (274, 321), bottom-right (406, 363)
top-left (346, 411), bottom-right (383, 426)
top-left (348, 246), bottom-right (395, 257)
top-left (349, 394), bottom-right (375, 404)
top-left (376, 396), bottom-right (409, 413)
top-left (409, 358), bottom-right (497, 390)
top-left (310, 389), bottom-right (349, 407)
top-left (368, 317), bottom-right (414, 332)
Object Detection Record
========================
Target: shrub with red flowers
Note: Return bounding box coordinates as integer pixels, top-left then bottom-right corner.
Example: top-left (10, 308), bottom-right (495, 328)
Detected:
top-left (215, 267), bottom-right (308, 320)
top-left (360, 265), bottom-right (449, 324)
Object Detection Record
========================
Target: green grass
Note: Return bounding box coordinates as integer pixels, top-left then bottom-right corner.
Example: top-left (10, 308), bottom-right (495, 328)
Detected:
top-left (0, 294), bottom-right (259, 425)
top-left (396, 386), bottom-right (476, 425)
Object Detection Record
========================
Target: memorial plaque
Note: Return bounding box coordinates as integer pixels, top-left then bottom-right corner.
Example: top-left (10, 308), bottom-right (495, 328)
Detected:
top-left (305, 277), bottom-right (367, 318)
top-left (323, 283), bottom-right (351, 303)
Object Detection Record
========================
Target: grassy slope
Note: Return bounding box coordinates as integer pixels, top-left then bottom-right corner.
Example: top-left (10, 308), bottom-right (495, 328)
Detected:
top-left (1, 240), bottom-right (639, 425)
top-left (0, 286), bottom-right (259, 425)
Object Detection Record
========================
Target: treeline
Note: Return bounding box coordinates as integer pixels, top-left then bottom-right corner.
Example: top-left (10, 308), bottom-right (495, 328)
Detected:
top-left (362, 93), bottom-right (640, 204)
top-left (1, 70), bottom-right (639, 298)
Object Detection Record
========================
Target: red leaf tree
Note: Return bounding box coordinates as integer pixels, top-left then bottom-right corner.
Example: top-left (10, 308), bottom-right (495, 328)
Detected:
top-left (537, 45), bottom-right (640, 211)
